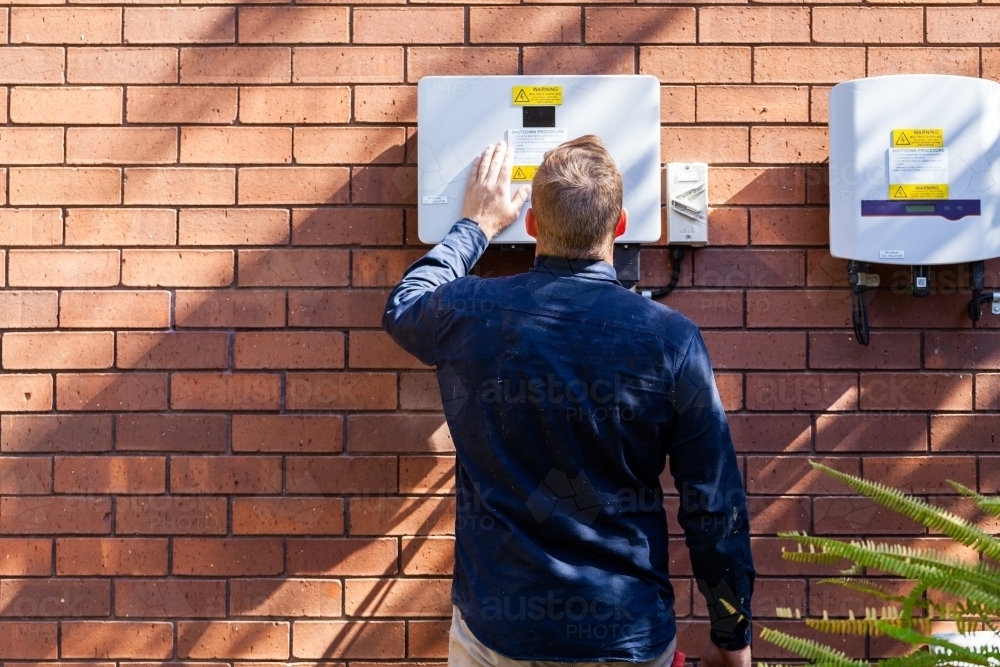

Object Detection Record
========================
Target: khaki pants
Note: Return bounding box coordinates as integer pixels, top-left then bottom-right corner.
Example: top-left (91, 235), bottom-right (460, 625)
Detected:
top-left (448, 605), bottom-right (678, 667)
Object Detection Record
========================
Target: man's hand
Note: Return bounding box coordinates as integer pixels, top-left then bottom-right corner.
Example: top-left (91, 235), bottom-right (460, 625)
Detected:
top-left (461, 141), bottom-right (530, 240)
top-left (700, 641), bottom-right (751, 667)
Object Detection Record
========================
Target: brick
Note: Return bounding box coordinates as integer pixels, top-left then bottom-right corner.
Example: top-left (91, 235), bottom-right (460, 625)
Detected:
top-left (809, 332), bottom-right (920, 369)
top-left (868, 47), bottom-right (979, 76)
top-left (1, 497), bottom-right (111, 535)
top-left (0, 539), bottom-right (51, 576)
top-left (124, 7), bottom-right (235, 43)
top-left (56, 537), bottom-right (167, 577)
top-left (357, 8), bottom-right (463, 44)
top-left (705, 207), bottom-right (748, 246)
top-left (66, 127), bottom-right (176, 165)
top-left (0, 47), bottom-right (63, 84)
top-left (640, 46), bottom-right (750, 83)
top-left (237, 249), bottom-right (348, 287)
top-left (56, 373), bottom-right (167, 411)
top-left (8, 249), bottom-right (118, 287)
top-left (124, 167), bottom-right (234, 205)
top-left (286, 537), bottom-right (398, 576)
top-left (585, 8), bottom-right (694, 43)
top-left (175, 289), bottom-right (285, 328)
top-left (121, 249), bottom-right (233, 287)
top-left (354, 85), bottom-right (416, 123)
top-left (814, 8), bottom-right (923, 43)
top-left (345, 578), bottom-right (450, 617)
top-left (523, 45), bottom-right (633, 75)
top-left (408, 620), bottom-right (448, 659)
top-left (470, 7), bottom-right (578, 44)
top-left (1, 415), bottom-right (109, 454)
top-left (239, 7), bottom-right (347, 43)
top-left (0, 374), bottom-right (51, 412)
top-left (349, 331), bottom-right (426, 369)
top-left (747, 496), bottom-right (810, 534)
top-left (750, 207), bottom-right (827, 246)
top-left (926, 333), bottom-right (1000, 369)
top-left (66, 208), bottom-right (175, 246)
top-left (928, 8), bottom-right (1000, 43)
top-left (11, 8), bottom-right (121, 45)
top-left (286, 456), bottom-right (397, 494)
top-left (233, 497), bottom-right (344, 535)
top-left (233, 415), bottom-right (343, 453)
top-left (10, 167), bottom-right (120, 205)
top-left (171, 373), bottom-right (280, 411)
top-left (751, 126), bottom-right (828, 164)
top-left (54, 456), bottom-right (164, 494)
top-left (983, 48), bottom-right (1000, 81)
top-left (116, 496), bottom-right (226, 535)
top-left (746, 373), bottom-right (857, 411)
top-left (400, 456), bottom-right (455, 494)
top-left (0, 128), bottom-right (61, 164)
top-left (747, 290), bottom-right (852, 328)
top-left (976, 373), bottom-right (1000, 409)
top-left (697, 86), bottom-right (808, 123)
top-left (661, 126), bottom-right (747, 164)
top-left (352, 249), bottom-right (423, 287)
top-left (170, 455), bottom-right (281, 494)
top-left (231, 579), bottom-right (342, 617)
top-left (180, 127), bottom-right (291, 164)
top-left (0, 456), bottom-right (50, 494)
top-left (816, 414), bottom-right (927, 452)
top-left (181, 47), bottom-right (289, 84)
top-left (294, 46), bottom-right (402, 84)
top-left (402, 536), bottom-right (454, 575)
top-left (932, 415), bottom-right (1000, 451)
top-left (694, 249), bottom-right (804, 287)
top-left (61, 621), bottom-right (172, 659)
top-left (746, 456), bottom-right (859, 495)
top-left (292, 621), bottom-right (404, 659)
top-left (809, 578), bottom-right (915, 619)
top-left (179, 208), bottom-right (289, 245)
top-left (295, 128), bottom-right (404, 166)
top-left (348, 415), bottom-right (453, 453)
top-left (702, 331), bottom-right (804, 369)
top-left (127, 86), bottom-right (237, 123)
top-left (117, 332), bottom-right (227, 370)
top-left (172, 538), bottom-right (283, 576)
top-left (238, 167), bottom-right (348, 205)
top-left (178, 620), bottom-right (290, 659)
top-left (860, 372), bottom-right (972, 411)
top-left (407, 46), bottom-right (517, 81)
top-left (10, 87), bottom-right (121, 125)
top-left (68, 47), bottom-right (176, 85)
top-left (981, 457), bottom-right (1000, 493)
top-left (754, 47), bottom-right (865, 84)
top-left (728, 414), bottom-right (810, 453)
top-left (699, 7), bottom-right (809, 43)
top-left (0, 622), bottom-right (57, 659)
top-left (288, 289), bottom-right (388, 328)
top-left (234, 332), bottom-right (344, 369)
top-left (3, 332), bottom-right (113, 369)
top-left (656, 289), bottom-right (743, 328)
top-left (814, 497), bottom-right (921, 536)
top-left (352, 166), bottom-right (415, 205)
top-left (241, 86), bottom-right (350, 123)
top-left (716, 373), bottom-right (742, 411)
top-left (0, 579), bottom-right (109, 617)
top-left (350, 496), bottom-right (455, 535)
top-left (116, 579), bottom-right (226, 618)
top-left (811, 86), bottom-right (832, 123)
top-left (865, 456), bottom-right (976, 494)
top-left (286, 372), bottom-right (396, 410)
top-left (0, 209), bottom-right (61, 245)
top-left (60, 291), bottom-right (170, 329)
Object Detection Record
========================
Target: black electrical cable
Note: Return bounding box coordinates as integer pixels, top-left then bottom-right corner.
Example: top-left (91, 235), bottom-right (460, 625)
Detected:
top-left (646, 247), bottom-right (687, 298)
top-left (851, 286), bottom-right (872, 346)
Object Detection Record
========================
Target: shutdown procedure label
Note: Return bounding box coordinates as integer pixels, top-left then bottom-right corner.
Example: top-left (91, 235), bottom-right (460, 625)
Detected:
top-left (507, 128), bottom-right (568, 181)
top-left (888, 147), bottom-right (949, 200)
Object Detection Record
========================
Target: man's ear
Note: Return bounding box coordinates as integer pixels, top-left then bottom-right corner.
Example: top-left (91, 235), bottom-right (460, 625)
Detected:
top-left (614, 208), bottom-right (628, 238)
top-left (525, 208), bottom-right (538, 239)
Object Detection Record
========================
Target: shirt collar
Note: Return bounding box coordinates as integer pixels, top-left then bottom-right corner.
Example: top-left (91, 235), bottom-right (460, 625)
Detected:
top-left (531, 255), bottom-right (621, 284)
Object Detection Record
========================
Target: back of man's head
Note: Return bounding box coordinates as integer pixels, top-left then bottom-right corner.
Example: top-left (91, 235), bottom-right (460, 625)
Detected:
top-left (531, 134), bottom-right (623, 260)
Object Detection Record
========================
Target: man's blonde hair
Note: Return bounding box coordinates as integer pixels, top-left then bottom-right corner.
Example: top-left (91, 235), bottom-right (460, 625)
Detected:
top-left (530, 134), bottom-right (623, 259)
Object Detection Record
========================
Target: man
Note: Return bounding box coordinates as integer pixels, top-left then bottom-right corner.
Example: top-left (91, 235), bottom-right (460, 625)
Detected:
top-left (384, 136), bottom-right (754, 667)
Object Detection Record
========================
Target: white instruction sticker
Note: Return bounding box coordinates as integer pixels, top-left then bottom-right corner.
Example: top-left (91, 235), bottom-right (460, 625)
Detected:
top-left (507, 128), bottom-right (568, 171)
top-left (889, 148), bottom-right (948, 185)
top-left (880, 250), bottom-right (905, 259)
top-left (422, 196), bottom-right (448, 205)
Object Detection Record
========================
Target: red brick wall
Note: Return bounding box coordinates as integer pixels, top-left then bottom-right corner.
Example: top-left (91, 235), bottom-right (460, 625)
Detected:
top-left (0, 2), bottom-right (993, 662)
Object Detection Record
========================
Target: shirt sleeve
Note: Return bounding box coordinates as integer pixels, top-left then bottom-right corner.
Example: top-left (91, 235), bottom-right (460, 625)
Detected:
top-left (665, 328), bottom-right (755, 651)
top-left (382, 218), bottom-right (490, 366)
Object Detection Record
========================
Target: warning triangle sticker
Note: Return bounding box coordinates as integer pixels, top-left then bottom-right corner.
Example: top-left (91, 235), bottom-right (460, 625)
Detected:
top-left (895, 132), bottom-right (911, 146)
top-left (894, 186), bottom-right (908, 198)
top-left (514, 89), bottom-right (530, 103)
top-left (512, 167), bottom-right (526, 180)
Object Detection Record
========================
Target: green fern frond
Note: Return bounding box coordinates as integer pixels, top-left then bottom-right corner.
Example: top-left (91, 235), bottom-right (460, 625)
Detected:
top-left (808, 462), bottom-right (1000, 562)
top-left (814, 578), bottom-right (911, 604)
top-left (873, 623), bottom-right (1000, 666)
top-left (758, 626), bottom-right (869, 667)
top-left (949, 480), bottom-right (1000, 519)
top-left (781, 541), bottom-right (849, 565)
top-left (879, 648), bottom-right (967, 667)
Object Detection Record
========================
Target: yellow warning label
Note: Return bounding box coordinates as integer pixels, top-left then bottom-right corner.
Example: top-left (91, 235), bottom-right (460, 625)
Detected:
top-left (889, 183), bottom-right (949, 199)
top-left (511, 165), bottom-right (537, 181)
top-left (892, 128), bottom-right (944, 148)
top-left (512, 86), bottom-right (563, 106)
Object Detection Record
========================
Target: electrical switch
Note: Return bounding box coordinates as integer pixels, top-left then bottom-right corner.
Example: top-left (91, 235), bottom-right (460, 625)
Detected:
top-left (666, 162), bottom-right (708, 246)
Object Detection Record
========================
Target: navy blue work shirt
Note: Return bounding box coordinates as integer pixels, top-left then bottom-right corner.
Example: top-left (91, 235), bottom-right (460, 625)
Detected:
top-left (383, 219), bottom-right (754, 662)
